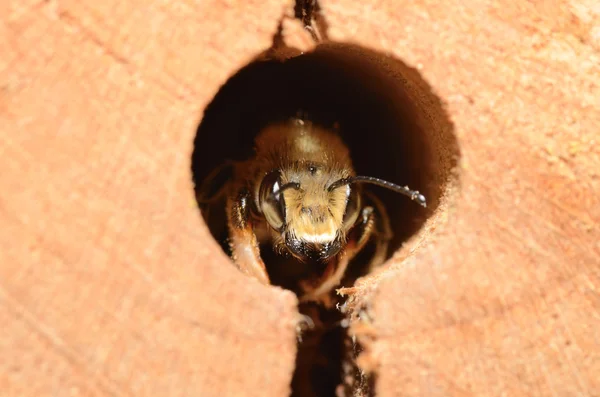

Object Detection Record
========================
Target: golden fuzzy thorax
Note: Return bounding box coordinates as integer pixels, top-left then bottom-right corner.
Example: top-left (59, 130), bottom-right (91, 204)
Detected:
top-left (248, 119), bottom-right (355, 249)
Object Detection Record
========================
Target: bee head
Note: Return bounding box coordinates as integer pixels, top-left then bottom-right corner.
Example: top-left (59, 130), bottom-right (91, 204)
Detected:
top-left (257, 166), bottom-right (427, 263)
top-left (258, 168), bottom-right (361, 263)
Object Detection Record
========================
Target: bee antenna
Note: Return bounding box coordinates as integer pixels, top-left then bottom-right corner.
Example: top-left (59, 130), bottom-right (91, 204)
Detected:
top-left (329, 176), bottom-right (427, 208)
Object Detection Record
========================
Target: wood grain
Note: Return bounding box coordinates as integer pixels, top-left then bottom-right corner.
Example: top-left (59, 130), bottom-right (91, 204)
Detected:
top-left (1, 1), bottom-right (297, 396)
top-left (1, 0), bottom-right (598, 396)
top-left (320, 0), bottom-right (600, 395)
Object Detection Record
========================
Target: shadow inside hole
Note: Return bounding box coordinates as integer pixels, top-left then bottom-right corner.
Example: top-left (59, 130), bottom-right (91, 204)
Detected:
top-left (191, 41), bottom-right (459, 397)
top-left (192, 42), bottom-right (458, 261)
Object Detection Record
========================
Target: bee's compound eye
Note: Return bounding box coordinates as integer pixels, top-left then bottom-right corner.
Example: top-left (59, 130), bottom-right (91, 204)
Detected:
top-left (342, 186), bottom-right (361, 229)
top-left (259, 170), bottom-right (286, 231)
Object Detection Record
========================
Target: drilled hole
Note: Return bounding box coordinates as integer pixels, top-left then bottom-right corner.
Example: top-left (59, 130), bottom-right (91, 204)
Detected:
top-left (192, 42), bottom-right (458, 396)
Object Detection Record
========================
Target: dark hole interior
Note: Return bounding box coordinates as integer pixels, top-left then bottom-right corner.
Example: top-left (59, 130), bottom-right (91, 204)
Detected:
top-left (191, 42), bottom-right (458, 397)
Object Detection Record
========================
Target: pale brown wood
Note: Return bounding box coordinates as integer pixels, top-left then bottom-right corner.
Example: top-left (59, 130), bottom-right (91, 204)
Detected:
top-left (321, 0), bottom-right (600, 395)
top-left (1, 0), bottom-right (599, 396)
top-left (0, 1), bottom-right (298, 396)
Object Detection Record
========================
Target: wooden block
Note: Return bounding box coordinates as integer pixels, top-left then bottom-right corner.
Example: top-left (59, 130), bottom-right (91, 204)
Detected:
top-left (1, 0), bottom-right (598, 396)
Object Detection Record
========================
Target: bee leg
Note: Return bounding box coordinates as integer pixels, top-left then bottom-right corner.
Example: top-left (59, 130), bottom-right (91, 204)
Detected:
top-left (345, 205), bottom-right (377, 261)
top-left (363, 191), bottom-right (393, 271)
top-left (300, 207), bottom-right (377, 304)
top-left (195, 160), bottom-right (236, 207)
top-left (195, 162), bottom-right (237, 246)
top-left (227, 188), bottom-right (270, 285)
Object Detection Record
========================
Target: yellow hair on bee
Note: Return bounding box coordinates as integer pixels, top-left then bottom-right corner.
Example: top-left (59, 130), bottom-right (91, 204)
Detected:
top-left (242, 118), bottom-right (357, 248)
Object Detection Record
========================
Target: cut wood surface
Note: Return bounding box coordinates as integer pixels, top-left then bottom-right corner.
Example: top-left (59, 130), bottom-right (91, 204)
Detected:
top-left (1, 0), bottom-right (599, 396)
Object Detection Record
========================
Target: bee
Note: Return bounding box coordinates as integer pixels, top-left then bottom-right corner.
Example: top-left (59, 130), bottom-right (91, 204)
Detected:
top-left (197, 116), bottom-right (426, 303)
